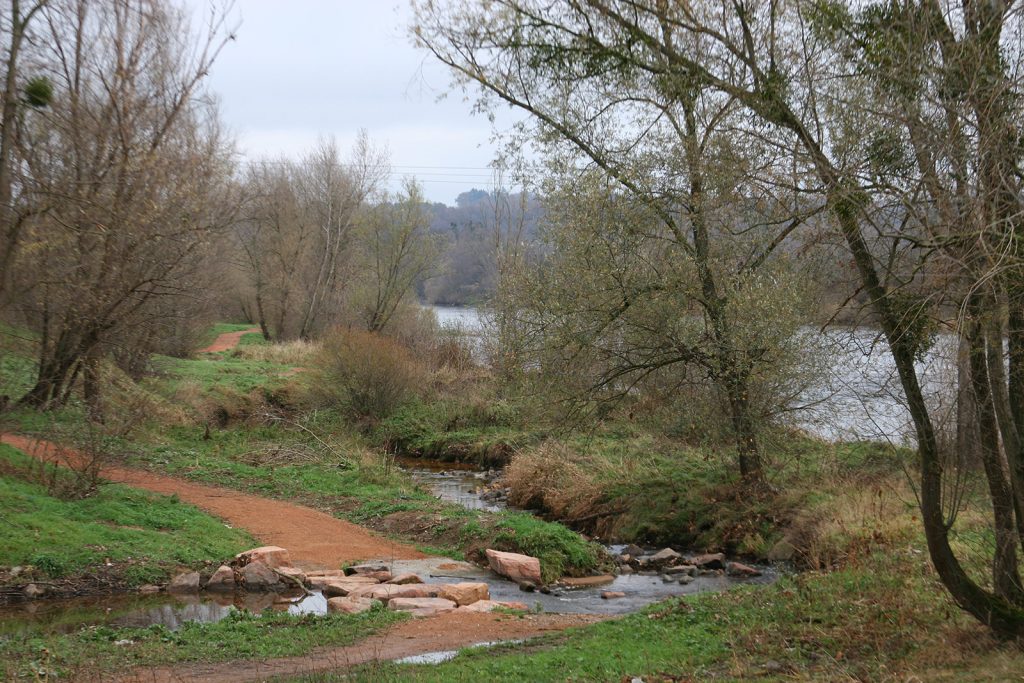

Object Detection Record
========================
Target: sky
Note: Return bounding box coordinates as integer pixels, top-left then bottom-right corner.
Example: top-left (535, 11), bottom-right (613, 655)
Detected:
top-left (186, 1), bottom-right (515, 204)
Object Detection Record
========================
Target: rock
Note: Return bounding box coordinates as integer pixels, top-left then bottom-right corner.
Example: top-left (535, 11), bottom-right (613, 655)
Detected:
top-left (235, 546), bottom-right (291, 569)
top-left (726, 562), bottom-right (762, 578)
top-left (677, 576), bottom-right (693, 585)
top-left (275, 566), bottom-right (307, 584)
top-left (649, 548), bottom-right (682, 564)
top-left (768, 539), bottom-right (796, 562)
top-left (323, 580), bottom-right (370, 598)
top-left (138, 584), bottom-right (162, 594)
top-left (660, 574), bottom-right (676, 583)
top-left (438, 582), bottom-right (490, 606)
top-left (601, 591), bottom-right (626, 599)
top-left (664, 565), bottom-right (697, 576)
top-left (559, 575), bottom-right (615, 588)
top-left (690, 552), bottom-right (726, 570)
top-left (23, 583), bottom-right (46, 599)
top-left (241, 560), bottom-right (281, 591)
top-left (167, 571), bottom-right (201, 593)
top-left (114, 639), bottom-right (133, 647)
top-left (460, 600), bottom-right (529, 613)
top-left (345, 563), bottom-right (388, 577)
top-left (386, 573), bottom-right (424, 585)
top-left (485, 549), bottom-right (542, 585)
top-left (326, 596), bottom-right (380, 615)
top-left (9, 566), bottom-right (24, 578)
top-left (387, 597), bottom-right (457, 617)
top-left (306, 569), bottom-right (348, 578)
top-left (518, 581), bottom-right (537, 592)
top-left (351, 583), bottom-right (442, 602)
top-left (618, 566), bottom-right (634, 575)
top-left (308, 574), bottom-right (378, 590)
top-left (204, 565), bottom-right (236, 592)
top-left (623, 543), bottom-right (644, 556)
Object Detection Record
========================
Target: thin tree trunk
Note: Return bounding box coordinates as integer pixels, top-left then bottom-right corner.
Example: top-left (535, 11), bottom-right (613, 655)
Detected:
top-left (968, 298), bottom-right (1024, 604)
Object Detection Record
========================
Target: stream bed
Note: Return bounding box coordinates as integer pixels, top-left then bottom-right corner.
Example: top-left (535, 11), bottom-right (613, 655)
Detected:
top-left (0, 460), bottom-right (776, 635)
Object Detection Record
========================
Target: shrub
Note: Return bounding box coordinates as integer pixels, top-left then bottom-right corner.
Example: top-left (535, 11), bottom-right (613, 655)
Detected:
top-left (313, 328), bottom-right (425, 421)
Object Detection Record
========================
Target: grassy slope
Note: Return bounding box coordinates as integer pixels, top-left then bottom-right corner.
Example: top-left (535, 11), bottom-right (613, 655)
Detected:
top-left (0, 444), bottom-right (255, 586)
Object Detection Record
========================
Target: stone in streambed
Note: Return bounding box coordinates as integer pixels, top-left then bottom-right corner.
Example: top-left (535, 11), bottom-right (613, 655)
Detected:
top-left (235, 546), bottom-right (291, 569)
top-left (168, 571), bottom-right (201, 593)
top-left (690, 552), bottom-right (726, 570)
top-left (388, 597), bottom-right (457, 617)
top-left (601, 591), bottom-right (626, 599)
top-left (23, 583), bottom-right (46, 599)
top-left (347, 583), bottom-right (442, 602)
top-left (664, 565), bottom-right (697, 576)
top-left (386, 573), bottom-right (424, 585)
top-left (308, 574), bottom-right (378, 590)
top-left (204, 565), bottom-right (236, 592)
top-left (438, 582), bottom-right (489, 606)
top-left (241, 560), bottom-right (281, 591)
top-left (327, 596), bottom-right (380, 614)
top-left (460, 600), bottom-right (529, 613)
top-left (485, 549), bottom-right (542, 585)
top-left (648, 548), bottom-right (682, 565)
top-left (726, 562), bottom-right (762, 577)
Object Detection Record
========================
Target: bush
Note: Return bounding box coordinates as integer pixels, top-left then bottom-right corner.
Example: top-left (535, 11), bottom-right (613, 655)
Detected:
top-left (313, 328), bottom-right (425, 421)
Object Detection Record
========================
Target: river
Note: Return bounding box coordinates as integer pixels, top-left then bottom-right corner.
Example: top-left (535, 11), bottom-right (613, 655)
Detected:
top-left (426, 305), bottom-right (957, 445)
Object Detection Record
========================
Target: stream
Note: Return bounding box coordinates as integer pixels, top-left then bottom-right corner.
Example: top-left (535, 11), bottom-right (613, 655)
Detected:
top-left (0, 459), bottom-right (775, 635)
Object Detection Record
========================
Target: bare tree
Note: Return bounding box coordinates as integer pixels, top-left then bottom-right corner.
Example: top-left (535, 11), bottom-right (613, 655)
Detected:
top-left (12, 0), bottom-right (236, 414)
top-left (352, 178), bottom-right (440, 332)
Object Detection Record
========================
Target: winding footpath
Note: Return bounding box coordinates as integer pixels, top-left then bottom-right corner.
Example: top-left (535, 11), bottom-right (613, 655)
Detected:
top-left (3, 326), bottom-right (601, 680)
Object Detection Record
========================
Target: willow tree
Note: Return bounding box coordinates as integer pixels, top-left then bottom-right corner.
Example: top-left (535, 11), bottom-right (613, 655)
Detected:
top-left (415, 0), bottom-right (1024, 636)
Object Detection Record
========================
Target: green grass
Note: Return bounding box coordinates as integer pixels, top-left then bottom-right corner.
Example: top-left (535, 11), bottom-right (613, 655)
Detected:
top-left (0, 444), bottom-right (254, 585)
top-left (1, 605), bottom-right (405, 680)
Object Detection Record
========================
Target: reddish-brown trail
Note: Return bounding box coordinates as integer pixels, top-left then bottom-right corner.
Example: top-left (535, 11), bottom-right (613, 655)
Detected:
top-left (198, 326), bottom-right (262, 353)
top-left (113, 611), bottom-right (606, 683)
top-left (0, 434), bottom-right (425, 567)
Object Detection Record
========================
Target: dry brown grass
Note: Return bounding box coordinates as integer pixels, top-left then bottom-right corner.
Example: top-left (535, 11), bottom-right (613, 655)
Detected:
top-left (504, 442), bottom-right (611, 522)
top-left (235, 338), bottom-right (321, 365)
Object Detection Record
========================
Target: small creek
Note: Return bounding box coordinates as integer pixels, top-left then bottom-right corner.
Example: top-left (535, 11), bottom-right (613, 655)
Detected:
top-left (0, 460), bottom-right (775, 635)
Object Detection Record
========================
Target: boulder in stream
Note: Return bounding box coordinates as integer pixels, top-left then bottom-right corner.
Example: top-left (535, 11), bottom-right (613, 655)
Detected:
top-left (386, 572), bottom-right (424, 585)
top-left (241, 560), bottom-right (281, 591)
top-left (726, 562), bottom-right (762, 578)
top-left (327, 596), bottom-right (380, 614)
top-left (438, 582), bottom-right (490, 606)
top-left (204, 565), bottom-right (236, 592)
top-left (235, 546), bottom-right (292, 569)
top-left (388, 597), bottom-right (457, 617)
top-left (690, 552), bottom-right (726, 570)
top-left (485, 549), bottom-right (542, 585)
top-left (167, 571), bottom-right (201, 593)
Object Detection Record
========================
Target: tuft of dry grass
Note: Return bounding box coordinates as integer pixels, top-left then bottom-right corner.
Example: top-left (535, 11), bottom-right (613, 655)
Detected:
top-left (235, 338), bottom-right (321, 365)
top-left (504, 442), bottom-right (612, 523)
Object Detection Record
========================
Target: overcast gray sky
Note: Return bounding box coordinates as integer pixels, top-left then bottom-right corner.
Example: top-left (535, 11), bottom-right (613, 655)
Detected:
top-left (188, 1), bottom-right (512, 204)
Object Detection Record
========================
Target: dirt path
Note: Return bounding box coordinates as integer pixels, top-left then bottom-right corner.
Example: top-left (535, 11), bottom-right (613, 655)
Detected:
top-left (118, 611), bottom-right (606, 683)
top-left (198, 326), bottom-right (262, 353)
top-left (0, 434), bottom-right (425, 567)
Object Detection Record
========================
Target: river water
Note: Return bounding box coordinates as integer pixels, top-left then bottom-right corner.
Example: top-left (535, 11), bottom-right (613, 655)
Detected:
top-left (429, 305), bottom-right (957, 445)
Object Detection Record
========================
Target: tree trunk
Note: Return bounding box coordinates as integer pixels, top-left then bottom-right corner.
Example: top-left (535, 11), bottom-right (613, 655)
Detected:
top-left (967, 298), bottom-right (1024, 604)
